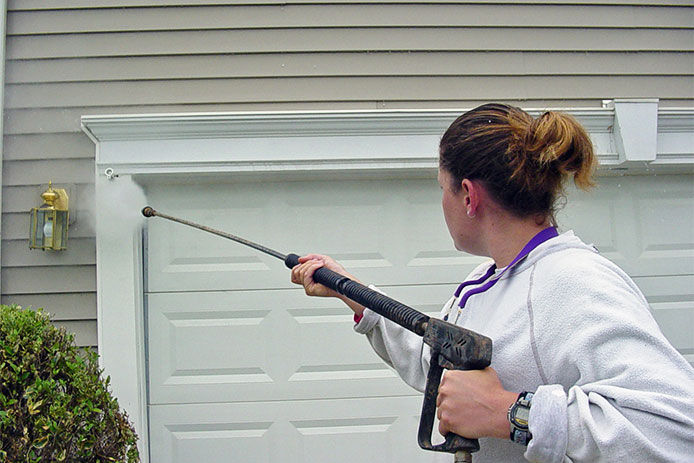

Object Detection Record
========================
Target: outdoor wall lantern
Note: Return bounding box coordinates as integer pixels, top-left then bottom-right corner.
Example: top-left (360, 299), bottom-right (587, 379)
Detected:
top-left (29, 181), bottom-right (69, 251)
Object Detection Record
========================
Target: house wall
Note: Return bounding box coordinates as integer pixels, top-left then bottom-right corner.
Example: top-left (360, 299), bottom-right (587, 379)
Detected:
top-left (1, 0), bottom-right (693, 347)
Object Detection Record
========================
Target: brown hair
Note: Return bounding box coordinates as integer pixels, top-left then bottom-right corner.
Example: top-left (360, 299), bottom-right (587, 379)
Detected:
top-left (439, 103), bottom-right (596, 223)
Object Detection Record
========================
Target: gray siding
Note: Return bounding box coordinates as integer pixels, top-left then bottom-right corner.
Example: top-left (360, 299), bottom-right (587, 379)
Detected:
top-left (2, 1), bottom-right (693, 346)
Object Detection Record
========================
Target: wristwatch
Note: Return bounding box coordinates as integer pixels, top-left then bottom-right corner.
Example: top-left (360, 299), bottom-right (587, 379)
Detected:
top-left (507, 391), bottom-right (534, 445)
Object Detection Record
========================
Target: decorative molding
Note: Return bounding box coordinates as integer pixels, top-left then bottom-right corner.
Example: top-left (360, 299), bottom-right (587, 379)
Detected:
top-left (658, 108), bottom-right (694, 132)
top-left (83, 110), bottom-right (454, 141)
top-left (82, 108), bottom-right (613, 141)
top-left (653, 108), bottom-right (694, 167)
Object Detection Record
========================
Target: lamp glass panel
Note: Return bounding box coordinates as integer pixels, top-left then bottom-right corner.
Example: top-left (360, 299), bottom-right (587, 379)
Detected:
top-left (30, 207), bottom-right (47, 249)
top-left (53, 210), bottom-right (68, 250)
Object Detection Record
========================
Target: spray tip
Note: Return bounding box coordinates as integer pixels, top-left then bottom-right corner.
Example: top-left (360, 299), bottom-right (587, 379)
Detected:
top-left (142, 206), bottom-right (156, 217)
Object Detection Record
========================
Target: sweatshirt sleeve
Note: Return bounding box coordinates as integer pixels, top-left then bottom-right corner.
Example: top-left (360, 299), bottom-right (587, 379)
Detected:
top-left (524, 255), bottom-right (694, 463)
top-left (353, 286), bottom-right (457, 392)
top-left (354, 307), bottom-right (429, 392)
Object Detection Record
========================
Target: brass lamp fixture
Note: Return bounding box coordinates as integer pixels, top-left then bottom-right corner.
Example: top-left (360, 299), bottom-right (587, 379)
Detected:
top-left (29, 182), bottom-right (69, 251)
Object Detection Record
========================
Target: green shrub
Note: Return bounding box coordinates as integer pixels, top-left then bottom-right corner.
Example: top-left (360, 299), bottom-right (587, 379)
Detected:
top-left (0, 305), bottom-right (139, 463)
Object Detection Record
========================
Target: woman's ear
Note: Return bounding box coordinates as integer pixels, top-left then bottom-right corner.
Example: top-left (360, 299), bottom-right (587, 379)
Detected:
top-left (461, 179), bottom-right (478, 218)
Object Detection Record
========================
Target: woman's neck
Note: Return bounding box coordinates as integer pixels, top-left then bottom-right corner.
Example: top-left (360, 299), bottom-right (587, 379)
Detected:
top-left (484, 215), bottom-right (551, 268)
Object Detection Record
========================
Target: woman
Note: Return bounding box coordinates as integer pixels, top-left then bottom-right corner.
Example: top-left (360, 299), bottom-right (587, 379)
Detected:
top-left (290, 104), bottom-right (694, 462)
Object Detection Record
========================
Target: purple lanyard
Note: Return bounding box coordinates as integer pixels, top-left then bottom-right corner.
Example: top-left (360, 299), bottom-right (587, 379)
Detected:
top-left (452, 226), bottom-right (559, 311)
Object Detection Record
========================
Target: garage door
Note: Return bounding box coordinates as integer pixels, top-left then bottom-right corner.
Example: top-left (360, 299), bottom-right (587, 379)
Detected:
top-left (144, 173), bottom-right (693, 462)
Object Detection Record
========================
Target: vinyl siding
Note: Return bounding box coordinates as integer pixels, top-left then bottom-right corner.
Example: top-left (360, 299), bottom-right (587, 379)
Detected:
top-left (2, 1), bottom-right (693, 347)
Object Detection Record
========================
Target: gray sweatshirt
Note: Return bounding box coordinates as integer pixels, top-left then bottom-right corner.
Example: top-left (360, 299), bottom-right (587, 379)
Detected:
top-left (354, 231), bottom-right (694, 462)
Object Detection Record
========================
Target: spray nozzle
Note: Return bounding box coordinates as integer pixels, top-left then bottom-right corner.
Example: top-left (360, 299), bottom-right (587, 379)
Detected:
top-left (104, 168), bottom-right (119, 180)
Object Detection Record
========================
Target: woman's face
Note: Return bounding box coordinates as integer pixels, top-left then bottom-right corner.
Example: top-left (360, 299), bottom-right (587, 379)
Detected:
top-left (437, 168), bottom-right (470, 251)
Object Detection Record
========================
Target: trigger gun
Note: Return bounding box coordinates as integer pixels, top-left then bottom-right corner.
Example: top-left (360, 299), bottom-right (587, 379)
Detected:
top-left (419, 318), bottom-right (493, 462)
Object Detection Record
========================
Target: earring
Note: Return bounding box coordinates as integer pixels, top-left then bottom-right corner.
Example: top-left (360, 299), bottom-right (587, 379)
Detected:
top-left (467, 210), bottom-right (476, 218)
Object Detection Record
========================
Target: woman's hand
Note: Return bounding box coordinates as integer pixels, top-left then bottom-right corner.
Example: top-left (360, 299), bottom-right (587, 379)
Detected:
top-left (436, 367), bottom-right (518, 440)
top-left (290, 254), bottom-right (366, 317)
top-left (290, 254), bottom-right (348, 298)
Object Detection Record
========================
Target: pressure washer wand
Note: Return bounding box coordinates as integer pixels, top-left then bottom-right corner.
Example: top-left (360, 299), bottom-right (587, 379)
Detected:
top-left (141, 206), bottom-right (430, 336)
top-left (141, 206), bottom-right (286, 260)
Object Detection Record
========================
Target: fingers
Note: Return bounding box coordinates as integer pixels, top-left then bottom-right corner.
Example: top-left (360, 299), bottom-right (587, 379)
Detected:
top-left (435, 368), bottom-right (516, 440)
top-left (438, 412), bottom-right (450, 437)
top-left (290, 257), bottom-right (337, 298)
top-left (290, 258), bottom-right (324, 287)
top-left (436, 371), bottom-right (447, 408)
top-left (298, 253), bottom-right (328, 264)
top-left (437, 399), bottom-right (446, 435)
top-left (303, 260), bottom-right (325, 291)
top-left (437, 371), bottom-right (451, 435)
top-left (437, 369), bottom-right (479, 436)
top-left (290, 254), bottom-right (355, 299)
top-left (291, 256), bottom-right (315, 283)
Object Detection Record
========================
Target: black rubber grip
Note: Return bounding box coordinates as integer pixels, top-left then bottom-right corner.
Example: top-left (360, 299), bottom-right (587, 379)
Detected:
top-left (284, 253), bottom-right (301, 268)
top-left (285, 253), bottom-right (429, 336)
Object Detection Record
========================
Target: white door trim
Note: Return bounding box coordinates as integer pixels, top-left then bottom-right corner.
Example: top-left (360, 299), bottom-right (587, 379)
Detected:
top-left (81, 101), bottom-right (694, 461)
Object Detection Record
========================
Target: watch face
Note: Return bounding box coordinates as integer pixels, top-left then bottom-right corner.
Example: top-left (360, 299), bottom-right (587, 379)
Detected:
top-left (511, 404), bottom-right (530, 429)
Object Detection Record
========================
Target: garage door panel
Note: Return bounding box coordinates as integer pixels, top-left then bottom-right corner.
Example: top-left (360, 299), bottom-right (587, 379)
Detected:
top-left (287, 307), bottom-right (393, 383)
top-left (158, 308), bottom-right (274, 387)
top-left (292, 417), bottom-right (399, 463)
top-left (650, 302), bottom-right (694, 359)
top-left (558, 176), bottom-right (694, 278)
top-left (633, 187), bottom-right (694, 276)
top-left (155, 421), bottom-right (273, 463)
top-left (635, 274), bottom-right (694, 359)
top-left (147, 284), bottom-right (454, 404)
top-left (148, 397), bottom-right (445, 463)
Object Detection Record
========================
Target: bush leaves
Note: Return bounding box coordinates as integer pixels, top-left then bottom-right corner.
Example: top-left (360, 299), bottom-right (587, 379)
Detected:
top-left (0, 305), bottom-right (139, 462)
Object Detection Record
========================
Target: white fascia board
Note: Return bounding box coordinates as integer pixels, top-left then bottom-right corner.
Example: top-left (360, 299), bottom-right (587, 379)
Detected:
top-left (82, 108), bottom-right (621, 177)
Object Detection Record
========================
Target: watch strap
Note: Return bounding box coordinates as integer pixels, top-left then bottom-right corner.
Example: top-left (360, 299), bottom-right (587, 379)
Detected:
top-left (508, 391), bottom-right (534, 445)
